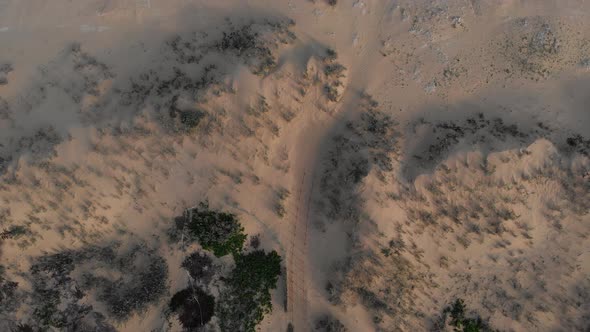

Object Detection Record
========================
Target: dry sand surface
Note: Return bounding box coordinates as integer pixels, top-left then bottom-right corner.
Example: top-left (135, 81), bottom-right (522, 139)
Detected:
top-left (0, 0), bottom-right (589, 331)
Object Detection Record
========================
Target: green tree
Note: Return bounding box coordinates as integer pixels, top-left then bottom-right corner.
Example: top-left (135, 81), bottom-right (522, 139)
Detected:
top-left (218, 250), bottom-right (282, 332)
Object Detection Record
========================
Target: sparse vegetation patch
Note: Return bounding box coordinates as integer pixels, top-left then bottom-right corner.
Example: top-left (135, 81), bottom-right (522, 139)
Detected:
top-left (21, 244), bottom-right (167, 330)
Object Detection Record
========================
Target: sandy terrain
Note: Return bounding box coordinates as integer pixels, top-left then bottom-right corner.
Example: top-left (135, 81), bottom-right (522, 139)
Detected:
top-left (0, 0), bottom-right (589, 331)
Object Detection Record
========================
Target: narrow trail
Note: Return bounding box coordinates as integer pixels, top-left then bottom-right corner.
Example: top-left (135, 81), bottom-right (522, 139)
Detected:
top-left (287, 169), bottom-right (313, 331)
top-left (284, 67), bottom-right (365, 331)
top-left (284, 113), bottom-right (328, 331)
top-left (283, 5), bottom-right (383, 322)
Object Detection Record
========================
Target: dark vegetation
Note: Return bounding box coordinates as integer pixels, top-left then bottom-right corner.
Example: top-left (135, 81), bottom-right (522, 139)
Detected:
top-left (0, 96), bottom-right (9, 120)
top-left (415, 113), bottom-right (530, 164)
top-left (115, 19), bottom-right (295, 138)
top-left (218, 25), bottom-right (274, 76)
top-left (29, 252), bottom-right (88, 328)
top-left (217, 250), bottom-right (282, 332)
top-left (0, 43), bottom-right (112, 176)
top-left (0, 225), bottom-right (28, 240)
top-left (182, 251), bottom-right (215, 284)
top-left (0, 266), bottom-right (19, 315)
top-left (12, 323), bottom-right (36, 332)
top-left (249, 234), bottom-right (261, 249)
top-left (401, 112), bottom-right (568, 180)
top-left (68, 43), bottom-right (115, 98)
top-left (172, 251), bottom-right (217, 331)
top-left (170, 204), bottom-right (282, 331)
top-left (169, 287), bottom-right (215, 331)
top-left (0, 18), bottom-right (300, 178)
top-left (169, 95), bottom-right (206, 133)
top-left (174, 201), bottom-right (247, 257)
top-left (20, 244), bottom-right (167, 330)
top-left (217, 20), bottom-right (295, 76)
top-left (319, 94), bottom-right (398, 223)
top-left (119, 60), bottom-right (218, 135)
top-left (0, 63), bottom-right (13, 74)
top-left (96, 253), bottom-right (168, 320)
top-left (322, 49), bottom-right (346, 102)
top-left (436, 299), bottom-right (496, 332)
top-left (566, 134), bottom-right (590, 156)
top-left (315, 314), bottom-right (347, 331)
top-left (274, 187), bottom-right (290, 218)
top-left (178, 109), bottom-right (206, 129)
top-left (0, 62), bottom-right (13, 85)
top-left (504, 20), bottom-right (562, 79)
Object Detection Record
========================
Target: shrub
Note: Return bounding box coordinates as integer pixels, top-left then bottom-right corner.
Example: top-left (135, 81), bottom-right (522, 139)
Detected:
top-left (0, 225), bottom-right (29, 240)
top-left (13, 323), bottom-right (35, 332)
top-left (29, 252), bottom-right (77, 327)
top-left (441, 299), bottom-right (496, 332)
top-left (169, 287), bottom-right (215, 331)
top-left (216, 24), bottom-right (284, 76)
top-left (181, 251), bottom-right (215, 284)
top-left (325, 48), bottom-right (338, 62)
top-left (217, 250), bottom-right (282, 332)
top-left (28, 245), bottom-right (168, 325)
top-left (566, 134), bottom-right (590, 156)
top-left (324, 63), bottom-right (346, 78)
top-left (0, 63), bottom-right (13, 74)
top-left (315, 314), bottom-right (347, 331)
top-left (324, 84), bottom-right (340, 102)
top-left (179, 110), bottom-right (205, 130)
top-left (98, 253), bottom-right (168, 321)
top-left (184, 202), bottom-right (247, 257)
top-left (275, 187), bottom-right (290, 218)
top-left (275, 202), bottom-right (287, 218)
top-left (250, 235), bottom-right (261, 249)
top-left (0, 266), bottom-right (19, 314)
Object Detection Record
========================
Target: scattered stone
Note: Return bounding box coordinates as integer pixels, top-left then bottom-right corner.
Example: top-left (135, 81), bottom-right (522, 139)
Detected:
top-left (0, 63), bottom-right (12, 74)
top-left (424, 80), bottom-right (437, 93)
top-left (451, 16), bottom-right (463, 28)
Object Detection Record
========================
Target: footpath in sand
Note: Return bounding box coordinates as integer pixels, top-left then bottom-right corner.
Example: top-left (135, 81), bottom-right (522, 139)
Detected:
top-left (285, 120), bottom-right (321, 332)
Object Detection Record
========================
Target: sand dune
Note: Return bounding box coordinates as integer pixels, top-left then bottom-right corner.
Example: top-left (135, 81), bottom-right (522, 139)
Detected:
top-left (0, 1), bottom-right (589, 331)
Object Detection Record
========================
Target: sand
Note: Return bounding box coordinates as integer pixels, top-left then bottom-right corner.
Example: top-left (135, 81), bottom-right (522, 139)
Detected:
top-left (0, 0), bottom-right (589, 331)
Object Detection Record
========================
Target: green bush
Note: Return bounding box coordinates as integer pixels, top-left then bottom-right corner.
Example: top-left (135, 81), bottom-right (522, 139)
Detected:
top-left (184, 202), bottom-right (247, 257)
top-left (442, 299), bottom-right (496, 332)
top-left (217, 250), bottom-right (282, 332)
